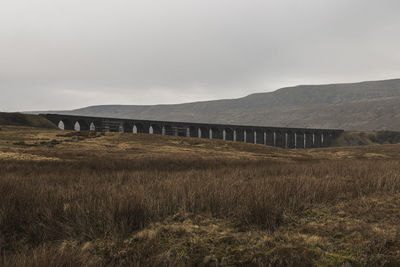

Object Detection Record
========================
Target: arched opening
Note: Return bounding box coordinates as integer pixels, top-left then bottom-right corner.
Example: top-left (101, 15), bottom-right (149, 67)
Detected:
top-left (133, 125), bottom-right (138, 134)
top-left (275, 131), bottom-right (285, 148)
top-left (58, 119), bottom-right (73, 130)
top-left (134, 123), bottom-right (146, 134)
top-left (163, 125), bottom-right (175, 136)
top-left (255, 129), bottom-right (264, 144)
top-left (89, 122), bottom-right (96, 131)
top-left (58, 121), bottom-right (65, 130)
top-left (74, 120), bottom-right (89, 131)
top-left (304, 132), bottom-right (313, 148)
top-left (286, 131), bottom-right (296, 149)
top-left (235, 128), bottom-right (245, 142)
top-left (321, 132), bottom-right (332, 147)
top-left (199, 126), bottom-right (209, 139)
top-left (175, 125), bottom-right (188, 137)
top-left (265, 131), bottom-right (275, 146)
top-left (223, 128), bottom-right (234, 141)
top-left (150, 124), bottom-right (162, 135)
top-left (211, 128), bottom-right (222, 139)
top-left (295, 132), bottom-right (305, 148)
top-left (313, 132), bottom-right (322, 147)
top-left (121, 122), bottom-right (133, 133)
top-left (74, 121), bottom-right (81, 131)
top-left (245, 129), bottom-right (254, 143)
top-left (189, 126), bottom-right (198, 138)
top-left (118, 124), bottom-right (124, 133)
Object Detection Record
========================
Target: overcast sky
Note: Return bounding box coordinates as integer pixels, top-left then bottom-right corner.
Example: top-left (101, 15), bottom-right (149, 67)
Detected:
top-left (1, 0), bottom-right (400, 111)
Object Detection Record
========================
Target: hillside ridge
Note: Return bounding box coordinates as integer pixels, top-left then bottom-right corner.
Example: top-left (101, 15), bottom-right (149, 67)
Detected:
top-left (32, 78), bottom-right (400, 131)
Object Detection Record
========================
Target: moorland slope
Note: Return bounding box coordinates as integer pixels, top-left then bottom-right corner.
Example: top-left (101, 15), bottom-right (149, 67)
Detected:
top-left (1, 126), bottom-right (400, 266)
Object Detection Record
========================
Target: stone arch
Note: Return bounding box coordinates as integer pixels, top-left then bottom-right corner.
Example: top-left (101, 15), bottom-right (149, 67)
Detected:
top-left (120, 122), bottom-right (132, 133)
top-left (175, 125), bottom-right (187, 137)
top-left (150, 124), bottom-right (162, 135)
top-left (199, 126), bottom-right (209, 139)
top-left (189, 126), bottom-right (198, 138)
top-left (244, 128), bottom-right (254, 143)
top-left (73, 120), bottom-right (89, 131)
top-left (118, 123), bottom-right (124, 133)
top-left (163, 125), bottom-right (176, 136)
top-left (275, 130), bottom-right (286, 148)
top-left (210, 127), bottom-right (222, 139)
top-left (133, 123), bottom-right (145, 133)
top-left (265, 130), bottom-right (275, 146)
top-left (58, 119), bottom-right (73, 130)
top-left (235, 128), bottom-right (245, 142)
top-left (223, 128), bottom-right (234, 141)
top-left (304, 131), bottom-right (313, 148)
top-left (254, 129), bottom-right (264, 144)
top-left (89, 122), bottom-right (96, 131)
top-left (295, 131), bottom-right (305, 148)
top-left (286, 131), bottom-right (296, 149)
top-left (74, 121), bottom-right (80, 131)
top-left (313, 132), bottom-right (322, 147)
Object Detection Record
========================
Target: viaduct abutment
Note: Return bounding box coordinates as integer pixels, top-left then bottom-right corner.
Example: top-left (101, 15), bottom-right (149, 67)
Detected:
top-left (40, 113), bottom-right (343, 149)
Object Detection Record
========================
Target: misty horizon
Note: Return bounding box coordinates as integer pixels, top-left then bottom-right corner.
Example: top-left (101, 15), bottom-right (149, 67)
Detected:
top-left (19, 77), bottom-right (400, 113)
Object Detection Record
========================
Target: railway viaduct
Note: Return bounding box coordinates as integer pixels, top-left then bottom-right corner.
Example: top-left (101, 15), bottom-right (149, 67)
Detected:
top-left (40, 113), bottom-right (343, 149)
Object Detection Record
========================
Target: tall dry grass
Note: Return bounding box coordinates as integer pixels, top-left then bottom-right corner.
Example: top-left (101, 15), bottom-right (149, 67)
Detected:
top-left (1, 157), bottom-right (400, 266)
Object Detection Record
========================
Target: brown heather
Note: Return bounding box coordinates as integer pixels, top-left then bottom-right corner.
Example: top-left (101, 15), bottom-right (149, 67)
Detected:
top-left (1, 126), bottom-right (400, 266)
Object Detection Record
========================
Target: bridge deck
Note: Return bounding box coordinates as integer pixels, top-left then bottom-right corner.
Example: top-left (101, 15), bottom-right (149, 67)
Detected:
top-left (40, 113), bottom-right (344, 149)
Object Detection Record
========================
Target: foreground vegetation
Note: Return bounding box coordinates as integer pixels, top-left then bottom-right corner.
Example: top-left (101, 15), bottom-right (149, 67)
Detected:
top-left (1, 126), bottom-right (400, 266)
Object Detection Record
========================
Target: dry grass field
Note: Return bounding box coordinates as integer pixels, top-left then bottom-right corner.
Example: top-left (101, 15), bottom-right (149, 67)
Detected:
top-left (1, 126), bottom-right (400, 266)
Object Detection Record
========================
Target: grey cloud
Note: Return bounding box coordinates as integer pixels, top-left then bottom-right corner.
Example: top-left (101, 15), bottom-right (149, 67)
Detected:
top-left (1, 0), bottom-right (400, 111)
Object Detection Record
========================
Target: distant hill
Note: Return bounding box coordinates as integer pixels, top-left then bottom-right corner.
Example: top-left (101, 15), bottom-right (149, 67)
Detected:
top-left (35, 78), bottom-right (400, 131)
top-left (0, 112), bottom-right (56, 128)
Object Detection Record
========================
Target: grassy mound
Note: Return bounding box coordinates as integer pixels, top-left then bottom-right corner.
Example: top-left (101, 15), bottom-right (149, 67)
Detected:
top-left (332, 130), bottom-right (400, 146)
top-left (0, 112), bottom-right (56, 129)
